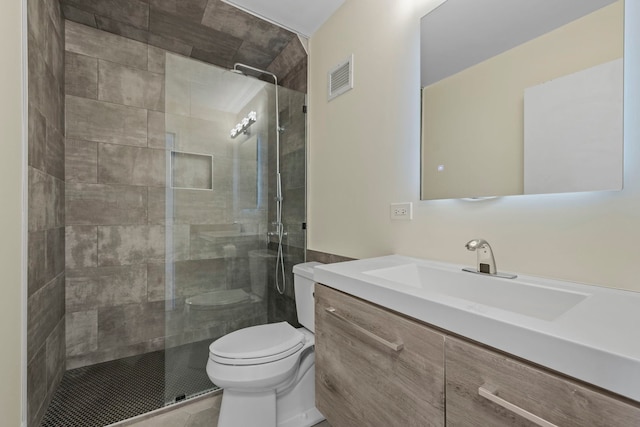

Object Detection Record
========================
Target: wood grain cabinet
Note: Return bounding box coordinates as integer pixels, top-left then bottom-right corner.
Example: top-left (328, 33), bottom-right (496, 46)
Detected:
top-left (445, 338), bottom-right (640, 427)
top-left (315, 284), bottom-right (640, 427)
top-left (315, 284), bottom-right (446, 427)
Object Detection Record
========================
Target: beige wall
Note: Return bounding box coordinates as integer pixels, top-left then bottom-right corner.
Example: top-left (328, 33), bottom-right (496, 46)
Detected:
top-left (308, 0), bottom-right (640, 292)
top-left (422, 2), bottom-right (623, 199)
top-left (0, 0), bottom-right (25, 425)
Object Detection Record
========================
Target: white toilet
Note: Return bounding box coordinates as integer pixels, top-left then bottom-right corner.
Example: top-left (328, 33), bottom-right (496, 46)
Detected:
top-left (206, 262), bottom-right (325, 427)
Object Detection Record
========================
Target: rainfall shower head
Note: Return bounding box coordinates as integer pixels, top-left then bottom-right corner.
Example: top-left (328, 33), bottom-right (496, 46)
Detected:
top-left (232, 63), bottom-right (278, 85)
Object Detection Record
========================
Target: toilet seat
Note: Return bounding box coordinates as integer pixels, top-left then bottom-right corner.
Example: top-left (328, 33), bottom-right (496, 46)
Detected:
top-left (210, 322), bottom-right (305, 366)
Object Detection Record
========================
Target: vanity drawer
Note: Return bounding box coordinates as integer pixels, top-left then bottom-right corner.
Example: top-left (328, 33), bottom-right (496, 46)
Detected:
top-left (445, 337), bottom-right (640, 427)
top-left (315, 284), bottom-right (445, 427)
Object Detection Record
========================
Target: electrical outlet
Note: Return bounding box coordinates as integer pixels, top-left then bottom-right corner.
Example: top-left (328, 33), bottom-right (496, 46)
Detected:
top-left (390, 202), bottom-right (413, 220)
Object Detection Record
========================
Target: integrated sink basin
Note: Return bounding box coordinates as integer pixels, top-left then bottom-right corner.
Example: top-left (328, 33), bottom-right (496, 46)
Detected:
top-left (313, 254), bottom-right (640, 403)
top-left (363, 263), bottom-right (589, 321)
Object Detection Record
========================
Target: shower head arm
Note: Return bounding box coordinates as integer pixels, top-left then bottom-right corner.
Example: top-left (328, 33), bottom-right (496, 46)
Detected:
top-left (232, 63), bottom-right (278, 86)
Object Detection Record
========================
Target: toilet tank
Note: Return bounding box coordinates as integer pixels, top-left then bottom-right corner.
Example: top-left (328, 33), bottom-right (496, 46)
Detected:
top-left (293, 262), bottom-right (323, 333)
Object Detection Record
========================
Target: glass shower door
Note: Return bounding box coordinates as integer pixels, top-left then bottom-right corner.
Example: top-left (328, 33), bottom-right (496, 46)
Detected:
top-left (162, 53), bottom-right (271, 404)
top-left (161, 53), bottom-right (307, 405)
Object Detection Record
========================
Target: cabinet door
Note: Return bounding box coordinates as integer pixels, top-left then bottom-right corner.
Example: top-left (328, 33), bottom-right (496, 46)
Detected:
top-left (315, 284), bottom-right (445, 427)
top-left (446, 337), bottom-right (640, 427)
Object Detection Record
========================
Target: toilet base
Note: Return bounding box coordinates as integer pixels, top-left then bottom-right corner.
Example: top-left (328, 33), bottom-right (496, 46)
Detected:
top-left (277, 361), bottom-right (324, 427)
top-left (278, 405), bottom-right (325, 427)
top-left (218, 389), bottom-right (276, 427)
top-left (216, 355), bottom-right (324, 427)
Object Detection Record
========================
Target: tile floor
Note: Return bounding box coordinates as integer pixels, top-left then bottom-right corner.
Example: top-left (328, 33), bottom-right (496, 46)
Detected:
top-left (116, 393), bottom-right (331, 427)
top-left (42, 341), bottom-right (216, 426)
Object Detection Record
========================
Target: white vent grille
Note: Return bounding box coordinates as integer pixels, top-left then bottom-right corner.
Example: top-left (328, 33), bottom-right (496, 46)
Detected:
top-left (328, 55), bottom-right (353, 101)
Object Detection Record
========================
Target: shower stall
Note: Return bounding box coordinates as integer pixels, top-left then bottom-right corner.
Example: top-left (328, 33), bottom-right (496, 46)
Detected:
top-left (161, 53), bottom-right (308, 405)
top-left (42, 18), bottom-right (307, 424)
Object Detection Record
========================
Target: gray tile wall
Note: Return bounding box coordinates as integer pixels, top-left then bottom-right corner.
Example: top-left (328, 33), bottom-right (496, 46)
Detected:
top-left (266, 87), bottom-right (308, 325)
top-left (306, 250), bottom-right (356, 264)
top-left (59, 0), bottom-right (308, 92)
top-left (27, 0), bottom-right (66, 425)
top-left (65, 23), bottom-right (305, 370)
top-left (64, 21), bottom-right (173, 369)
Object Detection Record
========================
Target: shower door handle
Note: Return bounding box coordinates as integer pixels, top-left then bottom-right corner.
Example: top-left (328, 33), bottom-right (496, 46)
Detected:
top-left (325, 307), bottom-right (404, 352)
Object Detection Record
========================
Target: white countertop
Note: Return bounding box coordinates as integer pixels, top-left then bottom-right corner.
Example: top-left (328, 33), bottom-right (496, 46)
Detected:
top-left (314, 255), bottom-right (640, 402)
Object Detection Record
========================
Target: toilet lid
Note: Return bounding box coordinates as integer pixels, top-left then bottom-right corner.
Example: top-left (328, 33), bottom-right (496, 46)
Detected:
top-left (209, 322), bottom-right (305, 365)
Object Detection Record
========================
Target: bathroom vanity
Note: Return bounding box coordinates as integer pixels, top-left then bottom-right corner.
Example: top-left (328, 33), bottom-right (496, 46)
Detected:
top-left (313, 256), bottom-right (640, 426)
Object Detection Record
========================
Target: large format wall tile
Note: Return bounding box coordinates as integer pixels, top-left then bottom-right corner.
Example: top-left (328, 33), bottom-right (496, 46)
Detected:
top-left (150, 0), bottom-right (209, 23)
top-left (98, 60), bottom-right (164, 111)
top-left (66, 310), bottom-right (98, 357)
top-left (65, 20), bottom-right (148, 70)
top-left (46, 227), bottom-right (66, 283)
top-left (282, 149), bottom-right (305, 191)
top-left (27, 274), bottom-right (65, 362)
top-left (61, 0), bottom-right (307, 91)
top-left (201, 1), bottom-right (291, 58)
top-left (28, 104), bottom-right (46, 171)
top-left (149, 9), bottom-right (241, 67)
top-left (97, 225), bottom-right (165, 266)
top-left (66, 183), bottom-right (148, 225)
top-left (46, 123), bottom-right (65, 181)
top-left (148, 187), bottom-right (230, 225)
top-left (62, 18), bottom-right (306, 368)
top-left (42, 62), bottom-right (65, 132)
top-left (28, 231), bottom-right (46, 297)
top-left (65, 139), bottom-right (98, 183)
top-left (28, 1), bottom-right (66, 424)
top-left (66, 226), bottom-right (97, 269)
top-left (148, 110), bottom-right (166, 149)
top-left (65, 51), bottom-right (98, 99)
top-left (66, 265), bottom-right (147, 311)
top-left (98, 144), bottom-right (166, 187)
top-left (147, 258), bottom-right (227, 302)
top-left (64, 0), bottom-right (150, 30)
top-left (97, 302), bottom-right (165, 349)
top-left (66, 337), bottom-right (166, 370)
top-left (66, 96), bottom-right (148, 147)
top-left (267, 37), bottom-right (307, 82)
top-left (29, 167), bottom-right (64, 232)
top-left (61, 4), bottom-right (96, 29)
top-left (29, 167), bottom-right (49, 231)
top-left (44, 21), bottom-right (65, 86)
top-left (281, 58), bottom-right (307, 94)
top-left (45, 319), bottom-right (66, 395)
top-left (147, 45), bottom-right (167, 74)
top-left (27, 345), bottom-right (47, 426)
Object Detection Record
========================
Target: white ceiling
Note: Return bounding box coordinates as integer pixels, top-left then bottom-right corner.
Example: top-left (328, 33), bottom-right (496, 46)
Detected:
top-left (221, 0), bottom-right (346, 38)
top-left (421, 0), bottom-right (619, 86)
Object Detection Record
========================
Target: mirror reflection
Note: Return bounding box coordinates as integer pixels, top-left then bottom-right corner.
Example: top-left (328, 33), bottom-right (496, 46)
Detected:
top-left (420, 0), bottom-right (624, 200)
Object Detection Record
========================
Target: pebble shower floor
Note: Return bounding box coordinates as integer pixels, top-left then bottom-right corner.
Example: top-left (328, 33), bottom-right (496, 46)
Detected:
top-left (41, 340), bottom-right (217, 427)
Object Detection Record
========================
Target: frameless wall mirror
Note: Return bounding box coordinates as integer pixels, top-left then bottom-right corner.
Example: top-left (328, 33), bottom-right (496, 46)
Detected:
top-left (420, 0), bottom-right (624, 200)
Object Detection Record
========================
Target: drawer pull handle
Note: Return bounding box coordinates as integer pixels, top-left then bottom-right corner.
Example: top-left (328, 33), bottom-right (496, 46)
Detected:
top-left (478, 386), bottom-right (558, 427)
top-left (325, 307), bottom-right (404, 352)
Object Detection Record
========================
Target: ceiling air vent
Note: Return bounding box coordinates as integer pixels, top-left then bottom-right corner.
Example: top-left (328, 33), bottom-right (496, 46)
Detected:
top-left (328, 54), bottom-right (354, 101)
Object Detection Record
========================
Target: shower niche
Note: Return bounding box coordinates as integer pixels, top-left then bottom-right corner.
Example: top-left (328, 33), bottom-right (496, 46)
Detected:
top-left (170, 149), bottom-right (214, 191)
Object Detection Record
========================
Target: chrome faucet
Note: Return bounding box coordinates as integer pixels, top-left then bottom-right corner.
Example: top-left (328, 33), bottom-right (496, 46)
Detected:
top-left (463, 239), bottom-right (517, 279)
